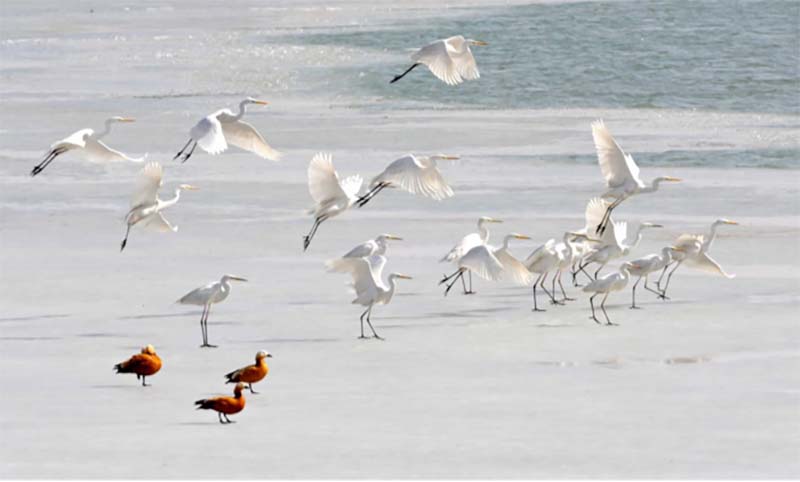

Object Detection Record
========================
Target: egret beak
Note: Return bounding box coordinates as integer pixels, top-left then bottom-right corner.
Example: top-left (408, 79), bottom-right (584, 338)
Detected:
top-left (229, 276), bottom-right (248, 282)
top-left (397, 274), bottom-right (413, 280)
top-left (650, 224), bottom-right (664, 228)
top-left (441, 155), bottom-right (460, 160)
top-left (471, 40), bottom-right (488, 46)
top-left (119, 117), bottom-right (136, 123)
top-left (488, 218), bottom-right (503, 223)
top-left (725, 220), bottom-right (739, 225)
top-left (514, 234), bottom-right (531, 240)
top-left (665, 176), bottom-right (682, 182)
top-left (386, 235), bottom-right (403, 241)
top-left (252, 99), bottom-right (269, 105)
top-left (179, 184), bottom-right (199, 191)
top-left (670, 246), bottom-right (686, 252)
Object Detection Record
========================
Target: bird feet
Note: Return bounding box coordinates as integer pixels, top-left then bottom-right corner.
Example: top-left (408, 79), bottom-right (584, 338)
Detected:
top-left (549, 299), bottom-right (565, 305)
top-left (532, 308), bottom-right (547, 312)
top-left (605, 321), bottom-right (619, 326)
top-left (200, 343), bottom-right (218, 348)
top-left (658, 294), bottom-right (670, 300)
top-left (463, 290), bottom-right (476, 295)
top-left (629, 306), bottom-right (642, 310)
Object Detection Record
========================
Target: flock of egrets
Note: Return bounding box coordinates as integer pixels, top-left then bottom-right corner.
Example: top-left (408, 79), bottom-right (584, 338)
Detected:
top-left (29, 35), bottom-right (738, 419)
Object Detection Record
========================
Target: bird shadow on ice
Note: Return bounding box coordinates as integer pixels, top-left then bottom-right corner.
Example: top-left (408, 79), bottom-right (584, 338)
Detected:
top-left (229, 337), bottom-right (341, 344)
top-left (173, 421), bottom-right (222, 426)
top-left (0, 314), bottom-right (70, 323)
top-left (88, 384), bottom-right (139, 390)
top-left (76, 332), bottom-right (130, 339)
top-left (118, 311), bottom-right (198, 321)
top-left (0, 336), bottom-right (62, 341)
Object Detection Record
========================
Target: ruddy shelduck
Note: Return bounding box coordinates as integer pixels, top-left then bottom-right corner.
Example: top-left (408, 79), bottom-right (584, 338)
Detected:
top-left (114, 344), bottom-right (162, 386)
top-left (195, 382), bottom-right (247, 424)
top-left (224, 350), bottom-right (272, 394)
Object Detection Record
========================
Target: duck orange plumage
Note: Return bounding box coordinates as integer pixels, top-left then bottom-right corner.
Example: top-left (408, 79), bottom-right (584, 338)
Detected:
top-left (224, 350), bottom-right (271, 394)
top-left (114, 344), bottom-right (162, 386)
top-left (195, 382), bottom-right (247, 424)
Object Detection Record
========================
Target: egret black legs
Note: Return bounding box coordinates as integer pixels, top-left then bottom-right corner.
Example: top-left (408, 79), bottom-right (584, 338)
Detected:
top-left (31, 147), bottom-right (67, 176)
top-left (303, 215), bottom-right (327, 251)
top-left (173, 139), bottom-right (197, 163)
top-left (200, 305), bottom-right (217, 348)
top-left (356, 183), bottom-right (388, 208)
top-left (390, 63), bottom-right (420, 84)
top-left (120, 224), bottom-right (132, 252)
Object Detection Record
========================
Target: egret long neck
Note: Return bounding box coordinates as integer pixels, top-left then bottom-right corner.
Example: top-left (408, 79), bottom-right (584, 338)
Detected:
top-left (375, 238), bottom-right (388, 255)
top-left (562, 232), bottom-right (574, 259)
top-left (704, 222), bottom-right (721, 252)
top-left (501, 235), bottom-right (514, 251)
top-left (626, 227), bottom-right (645, 251)
top-left (384, 276), bottom-right (399, 304)
top-left (233, 100), bottom-right (249, 121)
top-left (96, 120), bottom-right (114, 139)
top-left (640, 178), bottom-right (665, 194)
top-left (158, 188), bottom-right (182, 210)
top-left (478, 220), bottom-right (490, 243)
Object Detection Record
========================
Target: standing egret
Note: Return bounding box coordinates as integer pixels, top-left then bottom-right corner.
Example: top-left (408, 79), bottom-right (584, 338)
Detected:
top-left (440, 217), bottom-right (503, 294)
top-left (327, 255), bottom-right (412, 340)
top-left (583, 262), bottom-right (638, 326)
top-left (553, 234), bottom-right (579, 302)
top-left (391, 36), bottom-right (487, 85)
top-left (173, 97), bottom-right (280, 163)
top-left (524, 233), bottom-right (572, 312)
top-left (439, 245), bottom-right (503, 297)
top-left (658, 219), bottom-right (738, 296)
top-left (326, 234), bottom-right (403, 272)
top-left (31, 117), bottom-right (143, 176)
top-left (303, 152), bottom-right (363, 251)
top-left (591, 120), bottom-right (681, 234)
top-left (628, 246), bottom-right (680, 309)
top-left (177, 274), bottom-right (248, 348)
top-left (356, 154), bottom-right (457, 207)
top-left (121, 162), bottom-right (198, 252)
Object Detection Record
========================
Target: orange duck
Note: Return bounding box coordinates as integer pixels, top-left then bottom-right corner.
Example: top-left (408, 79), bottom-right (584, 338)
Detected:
top-left (114, 344), bottom-right (162, 386)
top-left (195, 382), bottom-right (247, 424)
top-left (224, 350), bottom-right (271, 394)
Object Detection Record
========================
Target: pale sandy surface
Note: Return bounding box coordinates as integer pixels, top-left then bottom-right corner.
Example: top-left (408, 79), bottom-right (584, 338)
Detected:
top-left (1, 0), bottom-right (800, 479)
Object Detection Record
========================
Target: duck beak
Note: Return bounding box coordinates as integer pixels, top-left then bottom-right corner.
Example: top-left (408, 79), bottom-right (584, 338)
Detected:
top-left (266, 353), bottom-right (273, 358)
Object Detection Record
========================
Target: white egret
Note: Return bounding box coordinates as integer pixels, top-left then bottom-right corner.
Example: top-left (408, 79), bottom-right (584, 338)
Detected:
top-left (524, 233), bottom-right (572, 312)
top-left (440, 216), bottom-right (503, 294)
top-left (173, 97), bottom-right (280, 163)
top-left (31, 117), bottom-right (143, 176)
top-left (591, 120), bottom-right (681, 234)
top-left (583, 261), bottom-right (639, 326)
top-left (121, 162), bottom-right (197, 252)
top-left (552, 234), bottom-right (579, 302)
top-left (356, 154), bottom-right (457, 207)
top-left (627, 246), bottom-right (680, 309)
top-left (326, 234), bottom-right (403, 272)
top-left (390, 35), bottom-right (487, 85)
top-left (303, 152), bottom-right (363, 251)
top-left (178, 274), bottom-right (248, 348)
top-left (327, 255), bottom-right (412, 339)
top-left (440, 233), bottom-right (532, 296)
top-left (658, 219), bottom-right (738, 296)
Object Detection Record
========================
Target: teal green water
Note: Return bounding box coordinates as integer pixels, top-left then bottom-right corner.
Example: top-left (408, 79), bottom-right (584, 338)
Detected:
top-left (280, 0), bottom-right (799, 114)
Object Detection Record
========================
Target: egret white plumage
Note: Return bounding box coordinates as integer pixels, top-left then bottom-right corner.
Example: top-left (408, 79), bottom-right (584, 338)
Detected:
top-left (390, 35), bottom-right (487, 85)
top-left (326, 235), bottom-right (403, 271)
top-left (524, 232), bottom-right (573, 312)
top-left (178, 274), bottom-right (248, 348)
top-left (440, 217), bottom-right (503, 294)
top-left (303, 152), bottom-right (363, 251)
top-left (440, 233), bottom-right (532, 296)
top-left (173, 97), bottom-right (280, 163)
top-left (627, 246), bottom-right (680, 309)
top-left (657, 219), bottom-right (738, 296)
top-left (591, 120), bottom-right (681, 234)
top-left (583, 261), bottom-right (638, 326)
top-left (356, 154), bottom-right (457, 208)
top-left (31, 117), bottom-right (143, 176)
top-left (327, 255), bottom-right (412, 339)
top-left (121, 162), bottom-right (197, 252)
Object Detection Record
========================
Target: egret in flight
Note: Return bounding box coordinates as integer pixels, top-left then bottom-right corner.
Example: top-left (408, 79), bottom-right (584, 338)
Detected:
top-left (391, 35), bottom-right (487, 85)
top-left (173, 97), bottom-right (280, 163)
top-left (327, 255), bottom-right (412, 339)
top-left (178, 274), bottom-right (248, 348)
top-left (440, 217), bottom-right (503, 294)
top-left (31, 117), bottom-right (143, 176)
top-left (627, 246), bottom-right (680, 309)
top-left (440, 233), bottom-right (532, 296)
top-left (583, 261), bottom-right (638, 326)
top-left (303, 152), bottom-right (363, 251)
top-left (326, 234), bottom-right (403, 272)
top-left (356, 154), bottom-right (457, 208)
top-left (121, 162), bottom-right (197, 252)
top-left (657, 219), bottom-right (738, 296)
top-left (591, 120), bottom-right (681, 234)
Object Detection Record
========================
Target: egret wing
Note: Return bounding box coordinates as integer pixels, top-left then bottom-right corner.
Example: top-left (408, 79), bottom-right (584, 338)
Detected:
top-left (130, 162), bottom-right (163, 208)
top-left (143, 212), bottom-right (177, 233)
top-left (374, 155), bottom-right (453, 200)
top-left (218, 116), bottom-right (281, 161)
top-left (460, 245), bottom-right (503, 281)
top-left (495, 248), bottom-right (535, 286)
top-left (88, 139), bottom-right (146, 163)
top-left (190, 112), bottom-right (228, 155)
top-left (177, 282), bottom-right (218, 305)
top-left (342, 241), bottom-right (377, 259)
top-left (581, 197), bottom-right (612, 241)
top-left (308, 153), bottom-right (347, 205)
top-left (441, 232), bottom-right (483, 263)
top-left (412, 40), bottom-right (463, 86)
top-left (446, 37), bottom-right (480, 80)
top-left (591, 120), bottom-right (641, 188)
top-left (686, 252), bottom-right (735, 278)
top-left (524, 239), bottom-right (556, 266)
